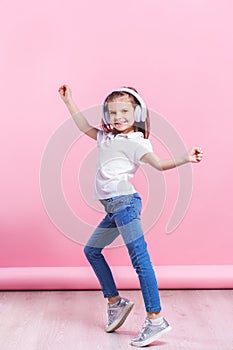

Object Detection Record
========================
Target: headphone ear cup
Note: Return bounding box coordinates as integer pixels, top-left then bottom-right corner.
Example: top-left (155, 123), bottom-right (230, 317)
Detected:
top-left (103, 104), bottom-right (110, 124)
top-left (134, 105), bottom-right (142, 122)
top-left (141, 108), bottom-right (147, 122)
top-left (104, 111), bottom-right (109, 124)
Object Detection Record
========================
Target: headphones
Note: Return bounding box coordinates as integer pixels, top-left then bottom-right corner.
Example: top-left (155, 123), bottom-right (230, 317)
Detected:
top-left (103, 87), bottom-right (147, 125)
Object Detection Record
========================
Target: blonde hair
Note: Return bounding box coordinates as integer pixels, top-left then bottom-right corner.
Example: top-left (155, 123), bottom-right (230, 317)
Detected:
top-left (101, 86), bottom-right (150, 139)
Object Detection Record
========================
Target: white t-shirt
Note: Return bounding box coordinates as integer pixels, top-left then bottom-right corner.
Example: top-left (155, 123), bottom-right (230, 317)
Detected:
top-left (94, 130), bottom-right (153, 199)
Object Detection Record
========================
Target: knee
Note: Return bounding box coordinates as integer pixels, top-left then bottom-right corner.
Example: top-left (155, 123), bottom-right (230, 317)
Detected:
top-left (84, 245), bottom-right (92, 261)
top-left (127, 238), bottom-right (147, 258)
top-left (84, 245), bottom-right (100, 262)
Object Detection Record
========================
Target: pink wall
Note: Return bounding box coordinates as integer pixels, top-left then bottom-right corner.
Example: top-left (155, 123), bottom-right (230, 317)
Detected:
top-left (0, 0), bottom-right (233, 270)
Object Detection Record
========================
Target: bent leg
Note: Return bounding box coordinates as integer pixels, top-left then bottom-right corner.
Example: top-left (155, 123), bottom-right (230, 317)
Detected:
top-left (84, 214), bottom-right (120, 298)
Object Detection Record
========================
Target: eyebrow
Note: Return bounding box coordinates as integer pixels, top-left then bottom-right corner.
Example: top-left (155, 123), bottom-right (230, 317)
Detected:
top-left (109, 108), bottom-right (129, 112)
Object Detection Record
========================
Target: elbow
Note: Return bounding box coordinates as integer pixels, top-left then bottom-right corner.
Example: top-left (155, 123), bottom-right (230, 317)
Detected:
top-left (155, 165), bottom-right (163, 171)
top-left (155, 159), bottom-right (163, 171)
top-left (149, 163), bottom-right (163, 171)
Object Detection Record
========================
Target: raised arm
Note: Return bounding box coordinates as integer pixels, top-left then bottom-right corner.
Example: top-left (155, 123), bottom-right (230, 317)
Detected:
top-left (58, 85), bottom-right (99, 140)
top-left (141, 147), bottom-right (203, 170)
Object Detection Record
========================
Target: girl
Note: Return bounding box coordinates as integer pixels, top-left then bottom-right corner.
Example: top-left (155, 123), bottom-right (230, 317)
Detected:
top-left (58, 85), bottom-right (203, 347)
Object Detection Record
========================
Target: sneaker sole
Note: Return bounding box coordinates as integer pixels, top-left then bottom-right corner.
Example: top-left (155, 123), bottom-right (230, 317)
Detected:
top-left (131, 325), bottom-right (172, 347)
top-left (105, 302), bottom-right (134, 333)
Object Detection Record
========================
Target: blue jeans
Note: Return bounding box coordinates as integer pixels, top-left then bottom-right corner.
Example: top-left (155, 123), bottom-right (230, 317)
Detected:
top-left (84, 193), bottom-right (161, 313)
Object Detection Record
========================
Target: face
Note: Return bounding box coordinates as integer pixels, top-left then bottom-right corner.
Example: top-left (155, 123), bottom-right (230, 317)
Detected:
top-left (107, 95), bottom-right (135, 133)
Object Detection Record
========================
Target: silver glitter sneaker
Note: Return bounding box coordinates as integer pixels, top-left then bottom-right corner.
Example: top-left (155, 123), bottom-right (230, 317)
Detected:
top-left (105, 298), bottom-right (134, 333)
top-left (131, 317), bottom-right (171, 347)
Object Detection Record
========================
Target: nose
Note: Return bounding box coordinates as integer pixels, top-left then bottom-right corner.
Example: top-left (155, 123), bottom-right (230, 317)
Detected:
top-left (115, 112), bottom-right (124, 120)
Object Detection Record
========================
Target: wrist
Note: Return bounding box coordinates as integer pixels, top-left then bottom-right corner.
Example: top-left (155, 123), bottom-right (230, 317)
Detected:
top-left (64, 98), bottom-right (74, 106)
top-left (182, 154), bottom-right (190, 163)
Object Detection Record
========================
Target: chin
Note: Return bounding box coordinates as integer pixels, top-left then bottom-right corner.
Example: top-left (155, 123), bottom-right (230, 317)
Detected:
top-left (114, 125), bottom-right (127, 130)
top-left (117, 126), bottom-right (127, 130)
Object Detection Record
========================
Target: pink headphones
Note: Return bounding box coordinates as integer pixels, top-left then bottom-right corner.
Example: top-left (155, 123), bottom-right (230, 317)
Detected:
top-left (103, 87), bottom-right (147, 125)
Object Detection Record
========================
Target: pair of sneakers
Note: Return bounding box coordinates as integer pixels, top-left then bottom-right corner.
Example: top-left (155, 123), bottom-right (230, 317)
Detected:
top-left (105, 297), bottom-right (171, 347)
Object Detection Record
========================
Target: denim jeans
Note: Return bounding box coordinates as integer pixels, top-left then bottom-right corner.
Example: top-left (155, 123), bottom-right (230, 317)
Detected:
top-left (84, 193), bottom-right (161, 313)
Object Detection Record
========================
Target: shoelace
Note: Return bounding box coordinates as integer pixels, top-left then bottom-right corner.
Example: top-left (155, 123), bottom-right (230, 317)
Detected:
top-left (108, 309), bottom-right (116, 324)
top-left (138, 319), bottom-right (151, 337)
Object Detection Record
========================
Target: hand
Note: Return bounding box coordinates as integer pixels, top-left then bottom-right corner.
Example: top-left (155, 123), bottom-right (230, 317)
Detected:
top-left (187, 146), bottom-right (204, 163)
top-left (58, 84), bottom-right (72, 103)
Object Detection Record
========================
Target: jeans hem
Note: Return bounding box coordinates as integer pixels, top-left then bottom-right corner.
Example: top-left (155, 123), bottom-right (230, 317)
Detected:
top-left (146, 307), bottom-right (162, 313)
top-left (104, 293), bottom-right (120, 299)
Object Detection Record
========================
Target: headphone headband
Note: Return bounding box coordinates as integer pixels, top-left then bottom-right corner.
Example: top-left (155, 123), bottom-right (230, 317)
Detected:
top-left (102, 87), bottom-right (147, 124)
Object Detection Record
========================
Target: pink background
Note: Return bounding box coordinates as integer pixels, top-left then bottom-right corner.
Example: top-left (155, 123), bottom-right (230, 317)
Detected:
top-left (0, 0), bottom-right (232, 275)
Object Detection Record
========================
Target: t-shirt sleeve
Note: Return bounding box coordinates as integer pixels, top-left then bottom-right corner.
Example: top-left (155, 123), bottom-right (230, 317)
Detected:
top-left (134, 138), bottom-right (153, 165)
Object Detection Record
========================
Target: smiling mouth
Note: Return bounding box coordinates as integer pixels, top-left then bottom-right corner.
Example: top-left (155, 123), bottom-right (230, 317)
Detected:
top-left (114, 120), bottom-right (128, 126)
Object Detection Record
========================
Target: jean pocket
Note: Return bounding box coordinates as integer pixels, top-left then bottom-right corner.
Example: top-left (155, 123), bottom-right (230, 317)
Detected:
top-left (105, 196), bottom-right (131, 214)
top-left (129, 205), bottom-right (141, 220)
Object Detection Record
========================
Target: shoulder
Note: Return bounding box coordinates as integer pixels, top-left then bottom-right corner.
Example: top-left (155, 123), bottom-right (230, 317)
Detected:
top-left (97, 130), bottom-right (114, 144)
top-left (129, 132), bottom-right (153, 150)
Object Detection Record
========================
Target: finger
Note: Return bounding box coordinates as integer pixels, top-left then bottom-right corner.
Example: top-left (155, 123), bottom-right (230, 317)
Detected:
top-left (58, 86), bottom-right (67, 96)
top-left (195, 148), bottom-right (203, 155)
top-left (58, 86), bottom-right (64, 94)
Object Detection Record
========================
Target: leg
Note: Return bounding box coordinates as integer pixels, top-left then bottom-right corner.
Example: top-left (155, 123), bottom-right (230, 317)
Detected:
top-left (84, 213), bottom-right (120, 298)
top-left (114, 196), bottom-right (161, 314)
top-left (115, 208), bottom-right (172, 346)
top-left (126, 235), bottom-right (161, 314)
top-left (109, 195), bottom-right (171, 345)
top-left (84, 212), bottom-right (134, 333)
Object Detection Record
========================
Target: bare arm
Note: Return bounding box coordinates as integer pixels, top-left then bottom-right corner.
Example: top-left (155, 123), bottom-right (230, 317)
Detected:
top-left (58, 85), bottom-right (99, 140)
top-left (141, 147), bottom-right (203, 170)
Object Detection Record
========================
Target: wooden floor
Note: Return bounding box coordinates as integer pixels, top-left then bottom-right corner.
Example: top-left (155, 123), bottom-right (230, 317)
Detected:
top-left (0, 289), bottom-right (232, 350)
